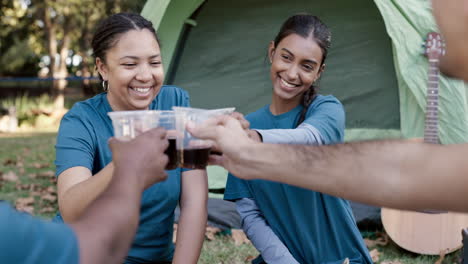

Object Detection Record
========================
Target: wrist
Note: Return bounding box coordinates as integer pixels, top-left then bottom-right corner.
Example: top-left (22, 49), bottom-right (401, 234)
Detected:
top-left (249, 130), bottom-right (263, 142)
top-left (111, 165), bottom-right (145, 191)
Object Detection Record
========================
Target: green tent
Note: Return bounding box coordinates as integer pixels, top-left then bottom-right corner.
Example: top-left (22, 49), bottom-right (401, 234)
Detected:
top-left (141, 0), bottom-right (468, 195)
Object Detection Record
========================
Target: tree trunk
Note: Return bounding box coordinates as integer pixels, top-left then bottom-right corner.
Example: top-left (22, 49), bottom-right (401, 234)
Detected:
top-left (43, 5), bottom-right (57, 80)
top-left (78, 13), bottom-right (96, 96)
top-left (52, 16), bottom-right (72, 110)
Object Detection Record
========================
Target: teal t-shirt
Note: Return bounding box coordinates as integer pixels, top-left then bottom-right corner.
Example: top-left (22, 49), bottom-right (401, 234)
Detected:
top-left (0, 202), bottom-right (79, 264)
top-left (225, 95), bottom-right (372, 264)
top-left (54, 86), bottom-right (190, 263)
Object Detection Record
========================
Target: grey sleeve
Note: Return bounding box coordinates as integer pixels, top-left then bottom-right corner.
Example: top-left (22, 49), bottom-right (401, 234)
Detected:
top-left (255, 123), bottom-right (323, 145)
top-left (236, 198), bottom-right (300, 264)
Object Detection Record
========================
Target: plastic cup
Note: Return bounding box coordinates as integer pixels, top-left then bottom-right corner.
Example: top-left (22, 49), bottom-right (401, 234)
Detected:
top-left (173, 107), bottom-right (235, 169)
top-left (156, 111), bottom-right (179, 170)
top-left (108, 110), bottom-right (159, 140)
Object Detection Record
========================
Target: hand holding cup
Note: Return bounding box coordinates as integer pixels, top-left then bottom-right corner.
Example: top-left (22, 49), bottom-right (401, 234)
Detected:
top-left (109, 128), bottom-right (169, 190)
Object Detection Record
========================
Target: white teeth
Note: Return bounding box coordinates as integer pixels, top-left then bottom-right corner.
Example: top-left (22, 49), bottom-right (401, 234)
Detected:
top-left (280, 78), bottom-right (297, 88)
top-left (132, 87), bottom-right (151, 93)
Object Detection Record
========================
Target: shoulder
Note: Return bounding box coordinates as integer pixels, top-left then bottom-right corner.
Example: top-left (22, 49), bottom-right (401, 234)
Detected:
top-left (58, 94), bottom-right (107, 139)
top-left (64, 93), bottom-right (106, 119)
top-left (304, 94), bottom-right (345, 143)
top-left (310, 95), bottom-right (343, 109)
top-left (245, 105), bottom-right (269, 122)
top-left (158, 85), bottom-right (189, 100)
top-left (154, 85), bottom-right (190, 109)
top-left (307, 95), bottom-right (345, 117)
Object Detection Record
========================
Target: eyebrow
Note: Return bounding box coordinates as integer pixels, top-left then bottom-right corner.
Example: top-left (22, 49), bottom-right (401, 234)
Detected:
top-left (119, 54), bottom-right (160, 60)
top-left (282, 48), bottom-right (318, 65)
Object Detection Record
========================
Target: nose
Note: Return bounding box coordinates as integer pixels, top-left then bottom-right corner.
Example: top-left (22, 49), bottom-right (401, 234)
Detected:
top-left (135, 64), bottom-right (152, 82)
top-left (285, 64), bottom-right (299, 81)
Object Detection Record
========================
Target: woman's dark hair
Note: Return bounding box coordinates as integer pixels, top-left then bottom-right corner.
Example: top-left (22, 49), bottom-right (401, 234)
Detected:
top-left (91, 12), bottom-right (160, 80)
top-left (272, 14), bottom-right (331, 127)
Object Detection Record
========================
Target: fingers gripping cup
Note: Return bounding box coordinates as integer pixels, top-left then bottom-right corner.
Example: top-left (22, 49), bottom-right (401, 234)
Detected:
top-left (173, 107), bottom-right (235, 169)
top-left (108, 110), bottom-right (180, 170)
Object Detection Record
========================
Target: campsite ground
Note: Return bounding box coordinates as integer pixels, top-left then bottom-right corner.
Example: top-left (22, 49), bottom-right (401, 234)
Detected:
top-left (0, 132), bottom-right (462, 264)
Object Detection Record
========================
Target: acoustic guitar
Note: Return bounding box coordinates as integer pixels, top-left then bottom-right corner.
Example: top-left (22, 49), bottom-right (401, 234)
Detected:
top-left (381, 32), bottom-right (468, 255)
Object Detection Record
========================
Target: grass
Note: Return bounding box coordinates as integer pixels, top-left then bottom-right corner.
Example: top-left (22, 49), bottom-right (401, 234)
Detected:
top-left (0, 132), bottom-right (58, 218)
top-left (0, 132), bottom-right (463, 263)
top-left (199, 235), bottom-right (258, 264)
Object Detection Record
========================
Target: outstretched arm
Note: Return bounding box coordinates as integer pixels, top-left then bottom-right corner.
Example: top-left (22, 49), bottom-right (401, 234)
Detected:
top-left (188, 116), bottom-right (468, 213)
top-left (240, 140), bottom-right (468, 213)
top-left (231, 112), bottom-right (324, 145)
top-left (255, 123), bottom-right (323, 145)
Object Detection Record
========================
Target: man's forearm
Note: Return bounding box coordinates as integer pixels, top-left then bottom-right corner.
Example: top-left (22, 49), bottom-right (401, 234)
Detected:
top-left (70, 169), bottom-right (142, 264)
top-left (240, 140), bottom-right (468, 212)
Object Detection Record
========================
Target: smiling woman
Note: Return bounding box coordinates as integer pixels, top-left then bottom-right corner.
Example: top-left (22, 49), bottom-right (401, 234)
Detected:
top-left (53, 12), bottom-right (208, 264)
top-left (224, 14), bottom-right (373, 264)
top-left (96, 28), bottom-right (164, 111)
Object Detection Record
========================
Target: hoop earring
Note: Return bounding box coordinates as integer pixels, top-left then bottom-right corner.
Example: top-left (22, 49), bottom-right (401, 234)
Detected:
top-left (102, 80), bottom-right (109, 91)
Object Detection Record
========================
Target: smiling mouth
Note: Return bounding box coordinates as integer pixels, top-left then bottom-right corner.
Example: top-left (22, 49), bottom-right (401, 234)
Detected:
top-left (130, 86), bottom-right (153, 94)
top-left (280, 77), bottom-right (300, 88)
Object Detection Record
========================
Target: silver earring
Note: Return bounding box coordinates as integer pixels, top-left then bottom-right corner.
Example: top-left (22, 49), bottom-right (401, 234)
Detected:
top-left (102, 80), bottom-right (109, 91)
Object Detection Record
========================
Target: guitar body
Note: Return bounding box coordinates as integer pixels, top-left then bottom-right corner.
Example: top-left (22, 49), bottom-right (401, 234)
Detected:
top-left (382, 209), bottom-right (468, 254)
top-left (381, 32), bottom-right (468, 255)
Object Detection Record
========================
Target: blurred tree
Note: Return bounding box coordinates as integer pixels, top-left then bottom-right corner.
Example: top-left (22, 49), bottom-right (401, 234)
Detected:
top-left (0, 0), bottom-right (41, 76)
top-left (0, 0), bottom-right (146, 109)
top-left (35, 0), bottom-right (146, 109)
top-left (74, 0), bottom-right (146, 96)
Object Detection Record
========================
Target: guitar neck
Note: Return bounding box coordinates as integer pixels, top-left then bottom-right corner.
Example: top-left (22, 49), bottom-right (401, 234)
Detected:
top-left (424, 59), bottom-right (440, 144)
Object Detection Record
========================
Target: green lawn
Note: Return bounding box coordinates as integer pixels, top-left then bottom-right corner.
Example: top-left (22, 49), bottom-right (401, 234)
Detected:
top-left (0, 132), bottom-right (462, 263)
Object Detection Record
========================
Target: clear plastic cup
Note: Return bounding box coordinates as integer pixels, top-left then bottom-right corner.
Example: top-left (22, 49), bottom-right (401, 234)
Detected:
top-left (108, 110), bottom-right (159, 140)
top-left (156, 111), bottom-right (179, 170)
top-left (173, 107), bottom-right (235, 169)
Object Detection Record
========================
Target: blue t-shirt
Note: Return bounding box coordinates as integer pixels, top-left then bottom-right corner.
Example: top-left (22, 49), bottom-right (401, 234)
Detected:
top-left (54, 86), bottom-right (190, 263)
top-left (0, 202), bottom-right (79, 263)
top-left (225, 95), bottom-right (372, 264)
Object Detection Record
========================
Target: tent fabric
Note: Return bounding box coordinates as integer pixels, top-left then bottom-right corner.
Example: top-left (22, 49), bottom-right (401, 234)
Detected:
top-left (142, 0), bottom-right (403, 196)
top-left (141, 0), bottom-right (205, 76)
top-left (374, 0), bottom-right (468, 144)
top-left (161, 0), bottom-right (401, 131)
top-left (140, 0), bottom-right (171, 30)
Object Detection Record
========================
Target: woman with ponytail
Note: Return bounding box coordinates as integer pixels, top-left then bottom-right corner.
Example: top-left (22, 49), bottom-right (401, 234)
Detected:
top-left (224, 14), bottom-right (372, 264)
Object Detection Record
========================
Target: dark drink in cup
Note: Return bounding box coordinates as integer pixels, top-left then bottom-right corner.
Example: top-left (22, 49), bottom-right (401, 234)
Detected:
top-left (164, 138), bottom-right (178, 170)
top-left (180, 146), bottom-right (211, 169)
top-left (173, 106), bottom-right (235, 169)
